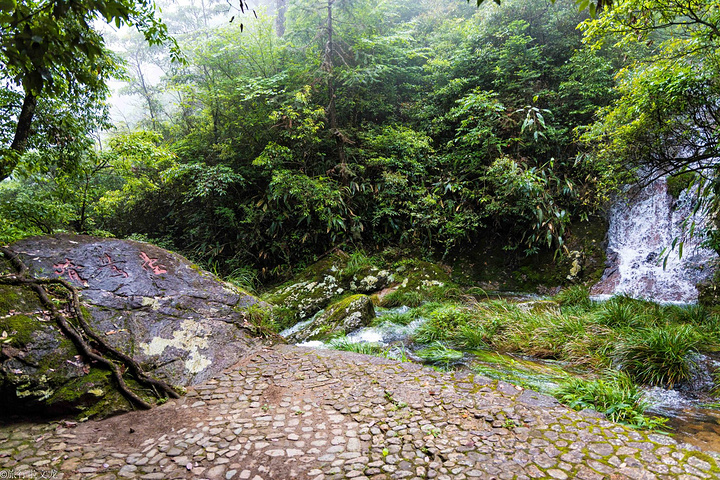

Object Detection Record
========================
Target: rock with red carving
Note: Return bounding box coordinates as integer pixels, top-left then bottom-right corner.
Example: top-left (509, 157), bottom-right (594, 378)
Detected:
top-left (0, 234), bottom-right (263, 417)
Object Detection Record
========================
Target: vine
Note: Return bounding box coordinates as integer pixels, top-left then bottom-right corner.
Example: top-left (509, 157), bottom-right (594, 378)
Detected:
top-left (0, 246), bottom-right (179, 410)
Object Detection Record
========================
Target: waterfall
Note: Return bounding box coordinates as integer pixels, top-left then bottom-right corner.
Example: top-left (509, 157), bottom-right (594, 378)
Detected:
top-left (591, 177), bottom-right (717, 303)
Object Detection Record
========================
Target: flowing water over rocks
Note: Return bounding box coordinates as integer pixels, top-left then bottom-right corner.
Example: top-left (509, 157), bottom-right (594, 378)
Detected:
top-left (591, 177), bottom-right (717, 303)
top-left (2, 344), bottom-right (719, 480)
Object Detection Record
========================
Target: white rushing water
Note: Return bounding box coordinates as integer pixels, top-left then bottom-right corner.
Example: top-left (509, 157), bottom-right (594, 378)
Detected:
top-left (591, 177), bottom-right (717, 303)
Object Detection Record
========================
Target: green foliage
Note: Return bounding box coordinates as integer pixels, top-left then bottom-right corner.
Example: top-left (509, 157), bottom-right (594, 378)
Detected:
top-left (0, 0), bottom-right (630, 283)
top-left (413, 304), bottom-right (477, 344)
top-left (579, 0), bottom-right (720, 235)
top-left (379, 290), bottom-right (425, 308)
top-left (227, 267), bottom-right (260, 293)
top-left (378, 310), bottom-right (416, 326)
top-left (555, 371), bottom-right (667, 429)
top-left (613, 324), bottom-right (703, 387)
top-left (242, 305), bottom-right (279, 336)
top-left (0, 0), bottom-right (179, 180)
top-left (341, 250), bottom-right (378, 278)
top-left (666, 172), bottom-right (697, 199)
top-left (553, 285), bottom-right (591, 308)
top-left (329, 337), bottom-right (385, 355)
top-left (415, 341), bottom-right (464, 365)
top-left (595, 296), bottom-right (648, 328)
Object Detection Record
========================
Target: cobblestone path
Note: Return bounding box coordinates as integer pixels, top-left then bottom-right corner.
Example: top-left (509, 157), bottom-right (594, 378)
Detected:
top-left (1, 344), bottom-right (719, 480)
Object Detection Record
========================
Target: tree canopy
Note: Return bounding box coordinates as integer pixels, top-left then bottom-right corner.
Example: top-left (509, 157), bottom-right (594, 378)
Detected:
top-left (0, 0), bottom-right (178, 181)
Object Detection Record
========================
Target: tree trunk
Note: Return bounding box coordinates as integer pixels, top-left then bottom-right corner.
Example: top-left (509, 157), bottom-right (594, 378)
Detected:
top-left (326, 0), bottom-right (337, 131)
top-left (1, 92), bottom-right (37, 182)
top-left (275, 0), bottom-right (287, 37)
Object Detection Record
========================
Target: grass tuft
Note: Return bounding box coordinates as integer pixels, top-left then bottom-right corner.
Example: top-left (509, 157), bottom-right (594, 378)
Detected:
top-left (554, 370), bottom-right (667, 430)
top-left (415, 341), bottom-right (464, 365)
top-left (380, 290), bottom-right (424, 308)
top-left (329, 337), bottom-right (386, 355)
top-left (553, 285), bottom-right (591, 308)
top-left (613, 324), bottom-right (703, 387)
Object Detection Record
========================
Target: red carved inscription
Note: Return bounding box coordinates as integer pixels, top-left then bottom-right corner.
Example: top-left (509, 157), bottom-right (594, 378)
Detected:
top-left (140, 252), bottom-right (167, 275)
top-left (53, 258), bottom-right (88, 286)
top-left (98, 253), bottom-right (129, 278)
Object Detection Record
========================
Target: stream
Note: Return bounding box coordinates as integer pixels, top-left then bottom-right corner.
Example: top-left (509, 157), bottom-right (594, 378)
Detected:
top-left (282, 304), bottom-right (720, 453)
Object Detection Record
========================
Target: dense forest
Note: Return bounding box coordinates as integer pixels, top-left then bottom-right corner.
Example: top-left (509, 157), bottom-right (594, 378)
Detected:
top-left (1, 0), bottom-right (719, 283)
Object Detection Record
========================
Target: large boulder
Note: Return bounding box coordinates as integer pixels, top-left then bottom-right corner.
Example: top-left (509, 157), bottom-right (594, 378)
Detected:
top-left (286, 294), bottom-right (375, 343)
top-left (0, 234), bottom-right (262, 417)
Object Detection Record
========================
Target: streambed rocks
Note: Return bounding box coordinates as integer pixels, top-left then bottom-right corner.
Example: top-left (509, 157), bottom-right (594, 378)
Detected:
top-left (264, 256), bottom-right (392, 321)
top-left (286, 294), bottom-right (376, 343)
top-left (0, 234), bottom-right (262, 417)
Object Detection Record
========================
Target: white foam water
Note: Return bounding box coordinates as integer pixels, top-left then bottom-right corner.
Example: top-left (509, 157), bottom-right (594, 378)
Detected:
top-left (592, 177), bottom-right (717, 303)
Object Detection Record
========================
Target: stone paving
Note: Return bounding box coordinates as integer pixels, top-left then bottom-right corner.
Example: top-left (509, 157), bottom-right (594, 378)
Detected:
top-left (1, 344), bottom-right (720, 479)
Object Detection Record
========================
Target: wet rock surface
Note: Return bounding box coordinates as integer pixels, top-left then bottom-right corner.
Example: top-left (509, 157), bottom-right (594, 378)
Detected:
top-left (287, 294), bottom-right (376, 343)
top-left (0, 235), bottom-right (261, 415)
top-left (2, 344), bottom-right (719, 479)
top-left (264, 257), bottom-right (391, 321)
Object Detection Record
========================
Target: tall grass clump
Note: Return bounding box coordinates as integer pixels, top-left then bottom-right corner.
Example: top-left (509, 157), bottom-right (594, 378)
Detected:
top-left (595, 296), bottom-right (642, 327)
top-left (413, 304), bottom-right (476, 343)
top-left (415, 341), bottom-right (464, 365)
top-left (242, 305), bottom-right (279, 336)
top-left (554, 371), bottom-right (666, 429)
top-left (342, 250), bottom-right (379, 278)
top-left (613, 324), bottom-right (703, 387)
top-left (227, 266), bottom-right (259, 293)
top-left (664, 304), bottom-right (710, 324)
top-left (377, 310), bottom-right (416, 326)
top-left (380, 290), bottom-right (424, 308)
top-left (456, 324), bottom-right (488, 349)
top-left (553, 285), bottom-right (591, 308)
top-left (329, 337), bottom-right (386, 355)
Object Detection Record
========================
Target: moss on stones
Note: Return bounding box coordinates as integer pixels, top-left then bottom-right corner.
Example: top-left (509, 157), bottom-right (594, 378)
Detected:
top-left (286, 294), bottom-right (375, 343)
top-left (449, 215), bottom-right (607, 293)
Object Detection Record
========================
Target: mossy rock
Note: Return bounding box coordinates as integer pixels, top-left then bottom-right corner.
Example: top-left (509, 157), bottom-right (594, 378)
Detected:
top-left (667, 172), bottom-right (697, 199)
top-left (286, 294), bottom-right (375, 343)
top-left (263, 254), bottom-right (391, 321)
top-left (697, 272), bottom-right (720, 307)
top-left (378, 260), bottom-right (453, 307)
top-left (0, 285), bottom-right (111, 415)
top-left (0, 234), bottom-right (265, 418)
